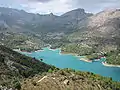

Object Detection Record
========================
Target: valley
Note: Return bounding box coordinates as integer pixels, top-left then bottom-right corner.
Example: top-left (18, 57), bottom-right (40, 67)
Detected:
top-left (20, 47), bottom-right (120, 82)
top-left (0, 45), bottom-right (120, 90)
top-left (0, 6), bottom-right (120, 90)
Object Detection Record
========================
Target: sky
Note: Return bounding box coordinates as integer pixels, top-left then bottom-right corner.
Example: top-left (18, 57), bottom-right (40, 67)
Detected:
top-left (0, 0), bottom-right (119, 15)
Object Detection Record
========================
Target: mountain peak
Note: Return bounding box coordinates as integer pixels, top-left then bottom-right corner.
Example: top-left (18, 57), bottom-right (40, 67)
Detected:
top-left (72, 8), bottom-right (85, 12)
top-left (61, 8), bottom-right (92, 18)
top-left (49, 12), bottom-right (54, 16)
top-left (62, 8), bottom-right (85, 15)
top-left (48, 12), bottom-right (56, 17)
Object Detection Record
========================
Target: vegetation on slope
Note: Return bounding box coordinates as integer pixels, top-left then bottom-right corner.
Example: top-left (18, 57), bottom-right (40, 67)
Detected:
top-left (21, 69), bottom-right (120, 90)
top-left (61, 42), bottom-right (120, 65)
top-left (0, 45), bottom-right (120, 90)
top-left (105, 50), bottom-right (120, 65)
top-left (60, 9), bottom-right (120, 65)
top-left (0, 32), bottom-right (46, 52)
top-left (61, 44), bottom-right (95, 56)
top-left (0, 45), bottom-right (51, 89)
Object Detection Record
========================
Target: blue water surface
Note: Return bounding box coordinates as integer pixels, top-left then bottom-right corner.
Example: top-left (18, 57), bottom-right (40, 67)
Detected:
top-left (21, 47), bottom-right (120, 81)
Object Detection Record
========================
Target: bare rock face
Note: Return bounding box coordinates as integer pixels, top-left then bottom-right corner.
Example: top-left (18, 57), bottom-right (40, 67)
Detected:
top-left (89, 9), bottom-right (120, 27)
top-left (63, 79), bottom-right (69, 85)
top-left (67, 9), bottom-right (120, 54)
top-left (85, 9), bottom-right (120, 51)
top-left (87, 9), bottom-right (120, 36)
top-left (76, 9), bottom-right (120, 37)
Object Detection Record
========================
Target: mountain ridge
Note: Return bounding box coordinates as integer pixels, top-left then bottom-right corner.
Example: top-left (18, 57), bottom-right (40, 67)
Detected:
top-left (0, 7), bottom-right (92, 33)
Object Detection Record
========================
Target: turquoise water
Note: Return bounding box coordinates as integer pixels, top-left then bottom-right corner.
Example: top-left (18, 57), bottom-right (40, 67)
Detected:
top-left (22, 47), bottom-right (120, 81)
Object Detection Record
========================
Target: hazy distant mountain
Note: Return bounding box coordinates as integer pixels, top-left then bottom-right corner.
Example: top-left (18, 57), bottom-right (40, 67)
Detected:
top-left (61, 8), bottom-right (92, 24)
top-left (0, 7), bottom-right (92, 33)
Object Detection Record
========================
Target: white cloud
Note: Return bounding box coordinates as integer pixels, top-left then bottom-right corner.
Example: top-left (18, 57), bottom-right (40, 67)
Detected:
top-left (0, 0), bottom-right (120, 15)
top-left (21, 0), bottom-right (74, 15)
top-left (71, 0), bottom-right (120, 13)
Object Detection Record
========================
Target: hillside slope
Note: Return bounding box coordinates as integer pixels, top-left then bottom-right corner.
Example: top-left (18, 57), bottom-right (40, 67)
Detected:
top-left (1, 46), bottom-right (120, 90)
top-left (21, 69), bottom-right (120, 90)
top-left (62, 9), bottom-right (120, 65)
top-left (0, 32), bottom-right (46, 52)
top-left (0, 45), bottom-right (51, 89)
top-left (68, 9), bottom-right (120, 47)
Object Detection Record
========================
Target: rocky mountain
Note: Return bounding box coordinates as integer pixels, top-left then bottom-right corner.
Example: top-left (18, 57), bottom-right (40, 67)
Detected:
top-left (0, 7), bottom-right (92, 33)
top-left (68, 9), bottom-right (120, 50)
top-left (62, 9), bottom-right (120, 65)
top-left (0, 7), bottom-right (92, 51)
top-left (85, 9), bottom-right (120, 40)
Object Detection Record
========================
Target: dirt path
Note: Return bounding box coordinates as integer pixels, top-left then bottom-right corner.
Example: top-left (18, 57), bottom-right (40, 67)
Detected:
top-left (37, 76), bottom-right (48, 83)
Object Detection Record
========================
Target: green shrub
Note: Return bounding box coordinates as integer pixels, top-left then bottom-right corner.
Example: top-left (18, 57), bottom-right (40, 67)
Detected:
top-left (48, 68), bottom-right (53, 73)
top-left (13, 80), bottom-right (21, 90)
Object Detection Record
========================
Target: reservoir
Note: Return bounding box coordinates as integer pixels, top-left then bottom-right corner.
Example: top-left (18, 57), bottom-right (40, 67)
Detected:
top-left (21, 47), bottom-right (120, 81)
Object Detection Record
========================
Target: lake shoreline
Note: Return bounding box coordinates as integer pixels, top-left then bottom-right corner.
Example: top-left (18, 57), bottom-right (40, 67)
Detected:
top-left (13, 49), bottom-right (44, 54)
top-left (102, 62), bottom-right (120, 68)
top-left (48, 49), bottom-right (120, 67)
top-left (80, 57), bottom-right (92, 63)
top-left (60, 51), bottom-right (78, 56)
top-left (13, 47), bottom-right (120, 68)
top-left (60, 51), bottom-right (92, 63)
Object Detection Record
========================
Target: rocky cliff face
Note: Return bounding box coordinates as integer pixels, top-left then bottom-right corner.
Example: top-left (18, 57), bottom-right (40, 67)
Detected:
top-left (87, 9), bottom-right (120, 36)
